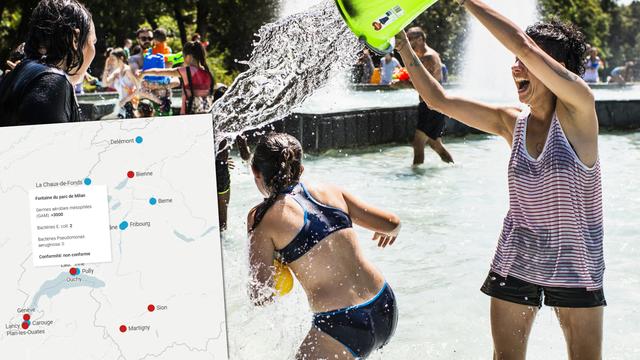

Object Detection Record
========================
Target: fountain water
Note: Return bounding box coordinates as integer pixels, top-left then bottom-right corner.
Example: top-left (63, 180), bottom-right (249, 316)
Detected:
top-left (461, 0), bottom-right (539, 103)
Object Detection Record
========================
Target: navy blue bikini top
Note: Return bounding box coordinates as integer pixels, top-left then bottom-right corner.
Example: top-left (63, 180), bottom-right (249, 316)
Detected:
top-left (270, 183), bottom-right (352, 264)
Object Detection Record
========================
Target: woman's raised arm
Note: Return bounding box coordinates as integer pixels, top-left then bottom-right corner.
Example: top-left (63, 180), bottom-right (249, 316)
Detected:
top-left (395, 31), bottom-right (519, 143)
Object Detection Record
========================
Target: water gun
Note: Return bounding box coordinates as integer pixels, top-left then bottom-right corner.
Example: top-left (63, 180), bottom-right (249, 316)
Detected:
top-left (273, 260), bottom-right (293, 296)
top-left (142, 54), bottom-right (170, 85)
top-left (393, 67), bottom-right (410, 81)
top-left (165, 52), bottom-right (184, 66)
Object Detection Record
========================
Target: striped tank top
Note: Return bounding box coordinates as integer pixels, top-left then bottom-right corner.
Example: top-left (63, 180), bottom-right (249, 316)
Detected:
top-left (490, 108), bottom-right (604, 290)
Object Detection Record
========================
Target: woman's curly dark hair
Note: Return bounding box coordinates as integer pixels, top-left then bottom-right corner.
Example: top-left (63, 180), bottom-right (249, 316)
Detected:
top-left (526, 19), bottom-right (587, 76)
top-left (24, 0), bottom-right (92, 75)
top-left (250, 133), bottom-right (303, 231)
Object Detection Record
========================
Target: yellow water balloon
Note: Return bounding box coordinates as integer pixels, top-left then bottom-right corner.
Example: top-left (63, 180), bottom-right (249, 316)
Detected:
top-left (273, 260), bottom-right (294, 296)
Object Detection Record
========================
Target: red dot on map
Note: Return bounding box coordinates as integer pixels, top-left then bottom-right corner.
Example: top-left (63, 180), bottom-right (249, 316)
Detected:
top-left (21, 322), bottom-right (29, 330)
top-left (147, 304), bottom-right (155, 312)
top-left (127, 171), bottom-right (135, 179)
top-left (69, 267), bottom-right (78, 275)
top-left (23, 314), bottom-right (30, 321)
top-left (119, 325), bottom-right (127, 333)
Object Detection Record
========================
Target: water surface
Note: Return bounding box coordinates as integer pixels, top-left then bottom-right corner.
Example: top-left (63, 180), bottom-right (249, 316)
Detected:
top-left (223, 133), bottom-right (640, 359)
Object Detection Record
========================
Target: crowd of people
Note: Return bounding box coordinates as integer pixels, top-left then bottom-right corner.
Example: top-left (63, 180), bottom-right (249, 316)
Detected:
top-left (352, 47), bottom-right (449, 86)
top-left (97, 27), bottom-right (227, 119)
top-left (0, 23), bottom-right (227, 121)
top-left (582, 45), bottom-right (636, 84)
top-left (352, 35), bottom-right (635, 88)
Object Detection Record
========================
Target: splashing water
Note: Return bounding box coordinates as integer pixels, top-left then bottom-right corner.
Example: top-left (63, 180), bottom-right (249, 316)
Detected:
top-left (212, 1), bottom-right (362, 140)
top-left (461, 0), bottom-right (539, 103)
top-left (279, 0), bottom-right (324, 18)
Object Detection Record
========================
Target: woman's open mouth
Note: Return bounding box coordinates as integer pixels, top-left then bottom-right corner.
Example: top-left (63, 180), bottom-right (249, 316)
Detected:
top-left (516, 78), bottom-right (530, 94)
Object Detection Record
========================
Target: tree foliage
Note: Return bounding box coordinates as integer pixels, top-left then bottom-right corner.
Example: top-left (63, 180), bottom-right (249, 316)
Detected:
top-left (409, 1), bottom-right (468, 75)
top-left (539, 0), bottom-right (610, 49)
top-left (0, 0), bottom-right (277, 80)
top-left (1, 0), bottom-right (639, 78)
top-left (539, 0), bottom-right (640, 67)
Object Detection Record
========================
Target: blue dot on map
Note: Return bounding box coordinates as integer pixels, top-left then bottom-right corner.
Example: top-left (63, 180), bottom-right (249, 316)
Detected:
top-left (149, 197), bottom-right (157, 205)
top-left (84, 178), bottom-right (92, 185)
top-left (119, 221), bottom-right (129, 230)
top-left (135, 136), bottom-right (143, 144)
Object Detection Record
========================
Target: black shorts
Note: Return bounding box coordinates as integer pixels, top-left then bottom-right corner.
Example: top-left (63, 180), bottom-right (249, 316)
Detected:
top-left (215, 158), bottom-right (230, 195)
top-left (481, 271), bottom-right (606, 308)
top-left (416, 101), bottom-right (446, 140)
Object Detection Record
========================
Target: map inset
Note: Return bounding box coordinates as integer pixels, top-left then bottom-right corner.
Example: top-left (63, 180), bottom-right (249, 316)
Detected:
top-left (0, 115), bottom-right (228, 359)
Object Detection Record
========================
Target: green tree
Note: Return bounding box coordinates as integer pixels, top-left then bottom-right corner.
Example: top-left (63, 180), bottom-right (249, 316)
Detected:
top-left (605, 1), bottom-right (640, 67)
top-left (203, 0), bottom-right (279, 72)
top-left (538, 0), bottom-right (610, 50)
top-left (1, 0), bottom-right (278, 79)
top-left (409, 1), bottom-right (467, 75)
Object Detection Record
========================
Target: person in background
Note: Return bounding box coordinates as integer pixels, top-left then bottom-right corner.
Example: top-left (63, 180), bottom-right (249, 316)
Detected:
top-left (137, 98), bottom-right (155, 118)
top-left (355, 48), bottom-right (375, 84)
top-left (140, 41), bottom-right (213, 115)
top-left (248, 132), bottom-right (400, 359)
top-left (583, 47), bottom-right (602, 83)
top-left (405, 26), bottom-right (454, 165)
top-left (102, 48), bottom-right (139, 119)
top-left (123, 38), bottom-right (133, 58)
top-left (0, 0), bottom-right (96, 126)
top-left (136, 28), bottom-right (174, 116)
top-left (1, 43), bottom-right (25, 82)
top-left (191, 33), bottom-right (209, 49)
top-left (608, 61), bottom-right (634, 85)
top-left (379, 52), bottom-right (401, 85)
top-left (4, 43), bottom-right (25, 73)
top-left (151, 28), bottom-right (172, 56)
top-left (100, 48), bottom-right (116, 92)
top-left (129, 27), bottom-right (153, 72)
top-left (82, 72), bottom-right (100, 93)
top-left (130, 44), bottom-right (142, 58)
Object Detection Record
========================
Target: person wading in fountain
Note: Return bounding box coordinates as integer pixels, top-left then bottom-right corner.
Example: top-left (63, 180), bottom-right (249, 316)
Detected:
top-left (247, 133), bottom-right (400, 359)
top-left (396, 1), bottom-right (605, 358)
top-left (394, 27), bottom-right (454, 165)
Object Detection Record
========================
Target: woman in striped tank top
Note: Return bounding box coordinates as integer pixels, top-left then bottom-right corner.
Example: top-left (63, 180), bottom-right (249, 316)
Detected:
top-left (395, 0), bottom-right (604, 358)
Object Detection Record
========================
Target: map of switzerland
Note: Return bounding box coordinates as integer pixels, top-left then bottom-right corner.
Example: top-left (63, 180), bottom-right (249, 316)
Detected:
top-left (0, 115), bottom-right (228, 359)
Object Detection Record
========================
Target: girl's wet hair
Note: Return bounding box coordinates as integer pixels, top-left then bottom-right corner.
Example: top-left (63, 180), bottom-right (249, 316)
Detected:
top-left (24, 0), bottom-right (93, 75)
top-left (250, 133), bottom-right (303, 230)
top-left (526, 19), bottom-right (587, 76)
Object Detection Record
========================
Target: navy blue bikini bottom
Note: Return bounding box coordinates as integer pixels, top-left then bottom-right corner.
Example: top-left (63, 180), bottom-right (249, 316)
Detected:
top-left (312, 283), bottom-right (398, 358)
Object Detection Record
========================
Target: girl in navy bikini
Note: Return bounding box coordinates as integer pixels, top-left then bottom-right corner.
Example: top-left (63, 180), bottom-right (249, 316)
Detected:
top-left (396, 0), bottom-right (605, 358)
top-left (247, 133), bottom-right (401, 359)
